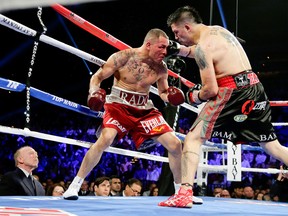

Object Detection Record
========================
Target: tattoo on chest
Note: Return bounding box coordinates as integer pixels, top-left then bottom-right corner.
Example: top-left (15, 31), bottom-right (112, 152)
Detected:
top-left (195, 46), bottom-right (208, 70)
top-left (127, 58), bottom-right (154, 81)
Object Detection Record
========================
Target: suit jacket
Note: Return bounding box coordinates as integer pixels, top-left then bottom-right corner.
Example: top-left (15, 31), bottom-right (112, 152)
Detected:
top-left (0, 167), bottom-right (45, 196)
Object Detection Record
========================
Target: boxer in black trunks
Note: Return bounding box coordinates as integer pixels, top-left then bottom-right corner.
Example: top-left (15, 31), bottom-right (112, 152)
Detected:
top-left (159, 6), bottom-right (288, 208)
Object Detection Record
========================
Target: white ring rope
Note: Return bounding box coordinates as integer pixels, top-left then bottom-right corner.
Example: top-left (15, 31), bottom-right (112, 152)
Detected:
top-left (0, 13), bottom-right (200, 114)
top-left (1, 125), bottom-right (287, 175)
top-left (0, 12), bottom-right (287, 180)
top-left (0, 125), bottom-right (169, 163)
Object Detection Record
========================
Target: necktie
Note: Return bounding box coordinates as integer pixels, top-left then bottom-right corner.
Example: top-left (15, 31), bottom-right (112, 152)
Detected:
top-left (28, 175), bottom-right (36, 192)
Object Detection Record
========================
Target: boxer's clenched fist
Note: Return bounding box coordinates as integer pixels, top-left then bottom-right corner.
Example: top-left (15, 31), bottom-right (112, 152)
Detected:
top-left (167, 86), bottom-right (185, 106)
top-left (87, 88), bottom-right (106, 111)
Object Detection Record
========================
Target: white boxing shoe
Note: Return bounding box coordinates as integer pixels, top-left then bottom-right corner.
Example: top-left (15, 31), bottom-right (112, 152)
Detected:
top-left (193, 196), bottom-right (203, 204)
top-left (63, 184), bottom-right (80, 200)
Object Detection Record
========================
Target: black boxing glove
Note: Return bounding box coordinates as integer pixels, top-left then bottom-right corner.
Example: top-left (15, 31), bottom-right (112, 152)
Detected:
top-left (167, 40), bottom-right (181, 56)
top-left (87, 88), bottom-right (106, 111)
top-left (186, 84), bottom-right (206, 106)
top-left (167, 40), bottom-right (192, 57)
top-left (167, 86), bottom-right (185, 106)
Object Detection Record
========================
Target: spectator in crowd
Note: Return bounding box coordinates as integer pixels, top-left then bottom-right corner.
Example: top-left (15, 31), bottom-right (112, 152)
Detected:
top-left (109, 175), bottom-right (122, 196)
top-left (149, 186), bottom-right (159, 196)
top-left (220, 189), bottom-right (231, 198)
top-left (89, 181), bottom-right (95, 193)
top-left (78, 180), bottom-right (90, 196)
top-left (243, 186), bottom-right (255, 199)
top-left (89, 176), bottom-right (110, 196)
top-left (120, 178), bottom-right (142, 197)
top-left (262, 193), bottom-right (272, 201)
top-left (119, 156), bottom-right (133, 181)
top-left (230, 182), bottom-right (244, 199)
top-left (213, 187), bottom-right (223, 197)
top-left (146, 164), bottom-right (161, 183)
top-left (255, 192), bottom-right (264, 201)
top-left (143, 182), bottom-right (157, 196)
top-left (270, 165), bottom-right (288, 202)
top-left (133, 160), bottom-right (147, 185)
top-left (0, 146), bottom-right (45, 196)
top-left (46, 183), bottom-right (66, 196)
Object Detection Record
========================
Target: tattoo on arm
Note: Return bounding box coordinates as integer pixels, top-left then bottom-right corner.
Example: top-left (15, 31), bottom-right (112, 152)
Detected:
top-left (195, 46), bottom-right (208, 70)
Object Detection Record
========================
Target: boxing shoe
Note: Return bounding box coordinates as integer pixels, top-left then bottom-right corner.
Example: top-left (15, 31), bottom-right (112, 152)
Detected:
top-left (158, 187), bottom-right (193, 208)
top-left (193, 195), bottom-right (203, 204)
top-left (63, 182), bottom-right (81, 200)
top-left (63, 176), bottom-right (84, 200)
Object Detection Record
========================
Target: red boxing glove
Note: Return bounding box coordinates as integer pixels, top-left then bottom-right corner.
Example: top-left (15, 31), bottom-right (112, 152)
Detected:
top-left (87, 88), bottom-right (106, 111)
top-left (167, 86), bottom-right (185, 106)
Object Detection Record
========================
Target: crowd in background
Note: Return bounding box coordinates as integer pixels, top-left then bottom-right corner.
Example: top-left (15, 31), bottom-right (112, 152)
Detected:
top-left (1, 107), bottom-right (288, 201)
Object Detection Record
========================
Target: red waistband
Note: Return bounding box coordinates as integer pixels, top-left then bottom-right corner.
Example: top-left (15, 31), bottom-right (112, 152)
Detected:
top-left (217, 71), bottom-right (259, 89)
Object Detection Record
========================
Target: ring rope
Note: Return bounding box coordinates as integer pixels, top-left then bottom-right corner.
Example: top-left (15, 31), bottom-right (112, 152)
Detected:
top-left (1, 76), bottom-right (286, 129)
top-left (0, 12), bottom-right (287, 154)
top-left (0, 13), bottom-right (200, 114)
top-left (51, 4), bottom-right (288, 108)
top-left (1, 10), bottom-right (288, 183)
top-left (52, 4), bottom-right (196, 88)
top-left (1, 125), bottom-right (287, 175)
top-left (0, 77), bottom-right (103, 118)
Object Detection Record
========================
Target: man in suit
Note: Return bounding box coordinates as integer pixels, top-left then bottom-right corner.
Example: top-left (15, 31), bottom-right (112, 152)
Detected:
top-left (0, 146), bottom-right (45, 196)
top-left (120, 178), bottom-right (142, 197)
top-left (109, 175), bottom-right (122, 196)
top-left (78, 180), bottom-right (90, 196)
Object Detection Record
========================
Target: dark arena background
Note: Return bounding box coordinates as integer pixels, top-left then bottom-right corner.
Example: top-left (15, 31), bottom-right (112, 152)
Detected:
top-left (0, 0), bottom-right (288, 215)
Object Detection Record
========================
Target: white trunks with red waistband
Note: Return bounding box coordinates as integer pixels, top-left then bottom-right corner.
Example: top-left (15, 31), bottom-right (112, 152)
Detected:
top-left (106, 86), bottom-right (154, 109)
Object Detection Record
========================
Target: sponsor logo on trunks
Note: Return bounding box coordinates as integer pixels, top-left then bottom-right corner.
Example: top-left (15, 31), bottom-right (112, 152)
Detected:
top-left (212, 131), bottom-right (233, 140)
top-left (106, 118), bottom-right (127, 132)
top-left (152, 126), bottom-right (164, 132)
top-left (259, 133), bottom-right (277, 141)
top-left (241, 100), bottom-right (266, 115)
top-left (247, 72), bottom-right (260, 85)
top-left (140, 116), bottom-right (167, 133)
top-left (234, 114), bottom-right (248, 122)
top-left (234, 72), bottom-right (259, 88)
top-left (120, 91), bottom-right (148, 106)
top-left (242, 100), bottom-right (255, 115)
top-left (234, 73), bottom-right (249, 87)
top-left (253, 101), bottom-right (266, 111)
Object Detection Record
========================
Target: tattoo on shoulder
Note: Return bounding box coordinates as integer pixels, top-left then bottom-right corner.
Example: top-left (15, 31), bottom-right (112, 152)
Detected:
top-left (210, 27), bottom-right (239, 45)
top-left (195, 45), bottom-right (208, 70)
top-left (220, 31), bottom-right (238, 45)
top-left (112, 50), bottom-right (134, 67)
top-left (210, 27), bottom-right (221, 35)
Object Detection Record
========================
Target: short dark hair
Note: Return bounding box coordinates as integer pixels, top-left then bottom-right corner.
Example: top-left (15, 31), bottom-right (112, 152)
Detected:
top-left (94, 176), bottom-right (110, 187)
top-left (126, 178), bottom-right (142, 188)
top-left (167, 5), bottom-right (203, 27)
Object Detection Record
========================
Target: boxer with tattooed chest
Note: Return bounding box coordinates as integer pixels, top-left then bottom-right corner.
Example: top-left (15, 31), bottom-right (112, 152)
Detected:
top-left (63, 28), bottom-right (187, 201)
